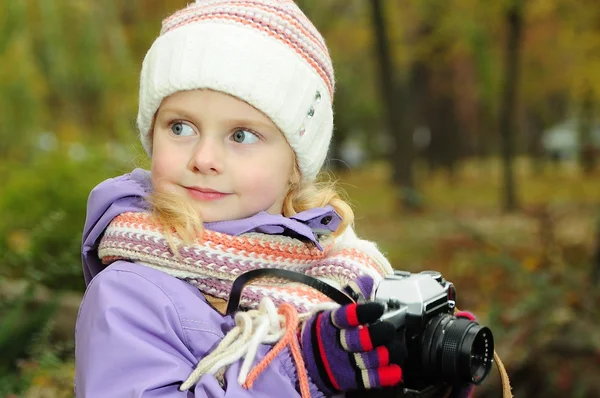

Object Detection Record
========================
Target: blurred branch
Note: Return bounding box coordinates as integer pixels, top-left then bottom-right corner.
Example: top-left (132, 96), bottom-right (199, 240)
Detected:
top-left (499, 0), bottom-right (524, 212)
top-left (593, 212), bottom-right (600, 285)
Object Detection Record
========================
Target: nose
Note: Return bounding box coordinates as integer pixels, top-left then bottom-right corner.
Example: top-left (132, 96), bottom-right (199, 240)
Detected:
top-left (187, 136), bottom-right (223, 175)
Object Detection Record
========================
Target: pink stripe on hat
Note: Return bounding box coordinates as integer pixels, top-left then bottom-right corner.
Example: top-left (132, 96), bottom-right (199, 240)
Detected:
top-left (161, 0), bottom-right (334, 100)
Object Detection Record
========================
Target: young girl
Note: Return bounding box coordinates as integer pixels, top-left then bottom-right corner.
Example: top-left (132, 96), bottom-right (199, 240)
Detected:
top-left (76, 1), bottom-right (474, 397)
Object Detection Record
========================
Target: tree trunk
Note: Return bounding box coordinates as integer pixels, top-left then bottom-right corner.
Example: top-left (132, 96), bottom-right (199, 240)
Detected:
top-left (593, 212), bottom-right (600, 285)
top-left (428, 68), bottom-right (461, 182)
top-left (499, 0), bottom-right (524, 211)
top-left (327, 90), bottom-right (350, 172)
top-left (369, 0), bottom-right (418, 210)
top-left (417, 3), bottom-right (462, 182)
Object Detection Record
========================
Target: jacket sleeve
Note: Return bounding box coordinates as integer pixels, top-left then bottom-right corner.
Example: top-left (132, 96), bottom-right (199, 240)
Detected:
top-left (75, 266), bottom-right (321, 397)
top-left (76, 267), bottom-right (198, 397)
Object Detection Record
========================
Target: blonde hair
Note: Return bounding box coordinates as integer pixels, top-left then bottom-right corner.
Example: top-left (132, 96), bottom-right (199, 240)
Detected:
top-left (148, 166), bottom-right (354, 253)
top-left (281, 166), bottom-right (354, 236)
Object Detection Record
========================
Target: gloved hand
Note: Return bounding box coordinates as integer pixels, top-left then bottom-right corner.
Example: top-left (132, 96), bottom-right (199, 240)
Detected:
top-left (300, 302), bottom-right (405, 395)
top-left (300, 274), bottom-right (405, 395)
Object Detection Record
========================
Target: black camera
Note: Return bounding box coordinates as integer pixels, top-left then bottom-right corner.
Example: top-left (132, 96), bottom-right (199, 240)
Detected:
top-left (369, 270), bottom-right (494, 394)
top-left (228, 268), bottom-right (495, 395)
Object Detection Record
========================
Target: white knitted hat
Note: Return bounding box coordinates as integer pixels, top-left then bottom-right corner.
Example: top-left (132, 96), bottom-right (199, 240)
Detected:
top-left (137, 0), bottom-right (335, 181)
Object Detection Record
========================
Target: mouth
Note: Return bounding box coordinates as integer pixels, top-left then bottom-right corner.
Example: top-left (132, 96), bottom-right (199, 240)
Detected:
top-left (185, 186), bottom-right (231, 201)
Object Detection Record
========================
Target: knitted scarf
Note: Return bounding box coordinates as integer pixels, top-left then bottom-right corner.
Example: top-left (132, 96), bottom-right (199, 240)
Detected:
top-left (98, 212), bottom-right (388, 314)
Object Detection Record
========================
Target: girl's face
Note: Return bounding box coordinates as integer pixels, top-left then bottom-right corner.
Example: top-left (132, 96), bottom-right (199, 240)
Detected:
top-left (151, 89), bottom-right (296, 222)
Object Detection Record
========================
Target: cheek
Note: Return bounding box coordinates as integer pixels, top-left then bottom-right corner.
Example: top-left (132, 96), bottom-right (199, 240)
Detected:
top-left (237, 153), bottom-right (292, 198)
top-left (150, 156), bottom-right (169, 189)
top-left (151, 139), bottom-right (185, 189)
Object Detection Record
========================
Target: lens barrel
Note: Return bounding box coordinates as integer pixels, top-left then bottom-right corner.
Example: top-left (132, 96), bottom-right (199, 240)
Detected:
top-left (422, 315), bottom-right (494, 385)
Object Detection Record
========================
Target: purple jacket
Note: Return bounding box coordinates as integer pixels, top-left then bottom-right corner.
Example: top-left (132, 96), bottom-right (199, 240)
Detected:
top-left (76, 169), bottom-right (337, 397)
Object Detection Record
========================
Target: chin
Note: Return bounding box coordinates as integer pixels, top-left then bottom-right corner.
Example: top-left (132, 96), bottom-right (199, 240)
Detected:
top-left (197, 210), bottom-right (229, 223)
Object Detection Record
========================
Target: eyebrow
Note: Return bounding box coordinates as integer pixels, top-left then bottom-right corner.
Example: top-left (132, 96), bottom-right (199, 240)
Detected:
top-left (156, 108), bottom-right (196, 121)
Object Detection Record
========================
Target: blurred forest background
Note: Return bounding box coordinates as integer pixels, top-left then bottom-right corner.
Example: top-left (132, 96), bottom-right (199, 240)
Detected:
top-left (1, 0), bottom-right (599, 397)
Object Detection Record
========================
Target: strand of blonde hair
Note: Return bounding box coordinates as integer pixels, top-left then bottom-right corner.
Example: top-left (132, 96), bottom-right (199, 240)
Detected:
top-left (282, 171), bottom-right (353, 238)
top-left (146, 190), bottom-right (203, 255)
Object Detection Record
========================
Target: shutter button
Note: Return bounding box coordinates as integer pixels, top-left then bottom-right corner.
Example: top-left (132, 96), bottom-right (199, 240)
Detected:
top-left (321, 215), bottom-right (332, 225)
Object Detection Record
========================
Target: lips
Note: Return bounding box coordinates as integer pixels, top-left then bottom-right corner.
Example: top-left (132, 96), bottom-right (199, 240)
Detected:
top-left (185, 186), bottom-right (231, 201)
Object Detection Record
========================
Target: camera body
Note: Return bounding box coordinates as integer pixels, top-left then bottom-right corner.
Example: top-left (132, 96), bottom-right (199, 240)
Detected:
top-left (374, 270), bottom-right (457, 329)
top-left (370, 270), bottom-right (494, 394)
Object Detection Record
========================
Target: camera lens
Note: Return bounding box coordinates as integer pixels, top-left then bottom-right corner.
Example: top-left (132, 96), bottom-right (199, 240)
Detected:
top-left (422, 315), bottom-right (494, 385)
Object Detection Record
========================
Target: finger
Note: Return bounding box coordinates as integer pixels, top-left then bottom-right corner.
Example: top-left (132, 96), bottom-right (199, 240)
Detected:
top-left (352, 339), bottom-right (406, 370)
top-left (353, 346), bottom-right (392, 369)
top-left (386, 340), bottom-right (407, 366)
top-left (358, 364), bottom-right (403, 389)
top-left (339, 321), bottom-right (395, 352)
top-left (332, 302), bottom-right (385, 329)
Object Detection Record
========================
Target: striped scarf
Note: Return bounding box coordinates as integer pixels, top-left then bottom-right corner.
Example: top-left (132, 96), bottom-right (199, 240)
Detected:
top-left (98, 212), bottom-right (388, 314)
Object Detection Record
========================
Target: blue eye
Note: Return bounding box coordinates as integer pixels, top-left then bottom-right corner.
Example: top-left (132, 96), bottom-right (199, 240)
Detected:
top-left (231, 129), bottom-right (260, 144)
top-left (171, 122), bottom-right (195, 137)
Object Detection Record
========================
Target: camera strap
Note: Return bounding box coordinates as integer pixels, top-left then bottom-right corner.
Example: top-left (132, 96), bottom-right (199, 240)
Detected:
top-left (226, 268), bottom-right (354, 315)
top-left (493, 351), bottom-right (512, 397)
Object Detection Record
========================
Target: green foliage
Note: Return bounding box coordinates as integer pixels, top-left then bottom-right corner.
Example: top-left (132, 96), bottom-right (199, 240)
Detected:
top-left (0, 279), bottom-right (59, 397)
top-left (0, 140), bottom-right (137, 291)
top-left (0, 1), bottom-right (142, 161)
top-left (17, 337), bottom-right (76, 398)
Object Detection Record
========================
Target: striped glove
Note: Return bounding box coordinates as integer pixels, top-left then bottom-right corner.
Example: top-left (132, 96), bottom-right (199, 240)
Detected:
top-left (300, 301), bottom-right (405, 395)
